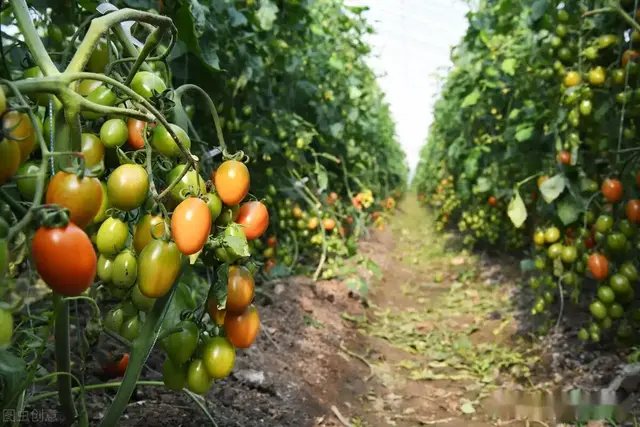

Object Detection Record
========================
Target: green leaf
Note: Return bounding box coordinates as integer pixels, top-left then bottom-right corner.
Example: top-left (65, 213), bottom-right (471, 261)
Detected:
top-left (160, 279), bottom-right (198, 341)
top-left (224, 235), bottom-right (251, 258)
top-left (540, 174), bottom-right (566, 204)
top-left (557, 198), bottom-right (581, 225)
top-left (227, 7), bottom-right (248, 27)
top-left (474, 177), bottom-right (491, 193)
top-left (531, 0), bottom-right (549, 21)
top-left (501, 58), bottom-right (516, 76)
top-left (316, 162), bottom-right (328, 192)
top-left (364, 259), bottom-right (382, 278)
top-left (256, 0), bottom-right (279, 31)
top-left (348, 86), bottom-right (362, 99)
top-left (508, 109), bottom-right (520, 119)
top-left (461, 90), bottom-right (481, 108)
top-left (507, 190), bottom-right (527, 228)
top-left (515, 125), bottom-right (534, 142)
top-left (175, 2), bottom-right (220, 70)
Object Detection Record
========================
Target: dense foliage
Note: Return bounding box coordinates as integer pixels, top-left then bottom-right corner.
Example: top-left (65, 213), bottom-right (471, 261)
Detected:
top-left (0, 0), bottom-right (406, 424)
top-left (415, 0), bottom-right (640, 342)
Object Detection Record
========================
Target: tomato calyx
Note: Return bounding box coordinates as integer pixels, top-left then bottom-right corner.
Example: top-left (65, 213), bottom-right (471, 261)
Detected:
top-left (221, 148), bottom-right (248, 163)
top-left (34, 204), bottom-right (71, 229)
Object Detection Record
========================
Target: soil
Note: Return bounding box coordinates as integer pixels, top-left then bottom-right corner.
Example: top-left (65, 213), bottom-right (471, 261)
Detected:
top-left (21, 197), bottom-right (637, 427)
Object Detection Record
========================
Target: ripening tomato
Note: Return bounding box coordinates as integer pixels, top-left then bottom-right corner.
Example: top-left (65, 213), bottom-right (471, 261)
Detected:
top-left (322, 218), bottom-right (336, 231)
top-left (138, 239), bottom-right (182, 298)
top-left (601, 178), bottom-right (623, 202)
top-left (292, 206), bottom-right (303, 219)
top-left (623, 49), bottom-right (639, 68)
top-left (346, 216), bottom-right (354, 225)
top-left (152, 124), bottom-right (191, 157)
top-left (488, 196), bottom-right (497, 206)
top-left (172, 198), bottom-right (211, 255)
top-left (224, 304), bottom-right (260, 349)
top-left (0, 137), bottom-right (20, 186)
top-left (96, 217), bottom-right (129, 256)
top-left (107, 164), bottom-right (149, 211)
top-left (133, 214), bottom-right (167, 254)
top-left (557, 151), bottom-right (571, 165)
top-left (588, 66), bottom-right (606, 85)
top-left (207, 297), bottom-right (226, 326)
top-left (564, 71), bottom-right (581, 87)
top-left (5, 110), bottom-right (36, 163)
top-left (626, 200), bottom-right (640, 223)
top-left (92, 182), bottom-right (111, 224)
top-left (163, 357), bottom-right (187, 391)
top-left (214, 160), bottom-right (250, 205)
top-left (166, 165), bottom-right (206, 202)
top-left (588, 253), bottom-right (609, 280)
top-left (102, 353), bottom-right (130, 378)
top-left (308, 217), bottom-right (319, 229)
top-left (127, 119), bottom-right (148, 149)
top-left (235, 201), bottom-right (269, 240)
top-left (187, 359), bottom-right (213, 395)
top-left (227, 265), bottom-right (255, 315)
top-left (131, 71), bottom-right (167, 99)
top-left (46, 171), bottom-right (102, 229)
top-left (32, 223), bottom-right (97, 296)
top-left (266, 236), bottom-right (277, 247)
top-left (81, 133), bottom-right (105, 168)
top-left (167, 320), bottom-right (199, 364)
top-left (203, 337), bottom-right (236, 379)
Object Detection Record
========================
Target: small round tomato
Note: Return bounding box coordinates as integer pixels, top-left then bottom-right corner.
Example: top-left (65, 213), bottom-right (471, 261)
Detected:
top-left (107, 164), bottom-right (149, 212)
top-left (46, 172), bottom-right (102, 229)
top-left (597, 286), bottom-right (616, 305)
top-left (131, 71), bottom-right (167, 99)
top-left (322, 218), bottom-right (336, 231)
top-left (224, 304), bottom-right (260, 349)
top-left (216, 204), bottom-right (240, 226)
top-left (623, 49), bottom-right (638, 68)
top-left (97, 253), bottom-right (115, 282)
top-left (227, 265), bottom-right (255, 315)
top-left (81, 133), bottom-right (105, 167)
top-left (134, 214), bottom-right (167, 254)
top-left (488, 196), bottom-right (497, 206)
top-left (292, 206), bottom-right (303, 219)
top-left (102, 353), bottom-right (130, 378)
top-left (626, 200), bottom-right (640, 223)
top-left (0, 308), bottom-right (13, 345)
top-left (152, 124), bottom-right (191, 158)
top-left (163, 357), bottom-right (187, 391)
top-left (595, 215), bottom-right (614, 233)
top-left (308, 217), bottom-right (319, 230)
top-left (560, 245), bottom-right (577, 263)
top-left (111, 250), bottom-right (137, 289)
top-left (547, 243), bottom-right (563, 259)
top-left (131, 283), bottom-right (156, 312)
top-left (203, 193), bottom-right (223, 223)
top-left (590, 301), bottom-right (607, 320)
top-left (166, 165), bottom-right (206, 202)
top-left (167, 320), bottom-right (199, 364)
top-left (544, 227), bottom-right (560, 243)
top-left (203, 336), bottom-right (236, 379)
top-left (609, 303), bottom-right (625, 320)
top-left (96, 217), bottom-right (129, 256)
top-left (87, 39), bottom-right (109, 73)
top-left (620, 262), bottom-right (639, 282)
top-left (187, 359), bottom-right (213, 395)
top-left (235, 201), bottom-right (269, 240)
top-left (100, 119), bottom-right (128, 149)
top-left (75, 79), bottom-right (102, 96)
top-left (138, 239), bottom-right (181, 298)
top-left (127, 118), bottom-right (148, 150)
top-left (104, 307), bottom-right (124, 332)
top-left (214, 160), bottom-right (250, 205)
top-left (120, 316), bottom-right (141, 341)
top-left (619, 219), bottom-right (637, 238)
top-left (588, 253), bottom-right (609, 280)
top-left (92, 182), bottom-right (111, 224)
top-left (588, 66), bottom-right (606, 85)
top-left (556, 150), bottom-right (570, 164)
top-left (15, 161), bottom-right (42, 201)
top-left (601, 178), bottom-right (623, 202)
top-left (266, 236), bottom-right (277, 247)
top-left (579, 99), bottom-right (592, 116)
top-left (610, 274), bottom-right (631, 295)
top-left (607, 232), bottom-right (628, 253)
top-left (564, 71), bottom-right (581, 87)
top-left (83, 86), bottom-right (117, 119)
top-left (32, 223), bottom-right (97, 296)
top-left (533, 230), bottom-right (545, 246)
top-left (172, 197), bottom-right (211, 255)
top-left (4, 111), bottom-right (36, 163)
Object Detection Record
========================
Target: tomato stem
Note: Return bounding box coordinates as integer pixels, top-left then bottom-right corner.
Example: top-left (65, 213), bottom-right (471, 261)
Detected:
top-left (174, 84), bottom-right (227, 152)
top-left (29, 380), bottom-right (165, 403)
top-left (53, 295), bottom-right (78, 424)
top-left (123, 26), bottom-right (166, 87)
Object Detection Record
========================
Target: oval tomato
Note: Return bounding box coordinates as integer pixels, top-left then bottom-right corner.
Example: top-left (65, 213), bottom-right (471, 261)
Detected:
top-left (120, 316), bottom-right (141, 341)
top-left (75, 79), bottom-right (102, 96)
top-left (152, 124), bottom-right (191, 158)
top-left (207, 297), bottom-right (226, 326)
top-left (227, 265), bottom-right (255, 315)
top-left (167, 320), bottom-right (199, 364)
top-left (610, 274), bottom-right (631, 295)
top-left (620, 262), bottom-right (639, 282)
top-left (163, 357), bottom-right (187, 391)
top-left (127, 118), bottom-right (148, 150)
top-left (204, 192), bottom-right (223, 223)
top-left (308, 217), bottom-right (319, 230)
top-left (87, 39), bottom-right (109, 73)
top-left (203, 337), bottom-right (236, 379)
top-left (138, 239), bottom-right (182, 298)
top-left (626, 200), bottom-right (640, 223)
top-left (81, 133), bottom-right (105, 167)
top-left (133, 214), bottom-right (167, 254)
top-left (588, 253), bottom-right (609, 280)
top-left (4, 111), bottom-right (36, 163)
top-left (104, 307), bottom-right (124, 332)
top-left (557, 151), bottom-right (571, 165)
top-left (100, 119), bottom-right (128, 149)
top-left (172, 198), bottom-right (211, 255)
top-left (32, 223), bottom-right (97, 296)
top-left (166, 165), bottom-right (206, 202)
top-left (131, 283), bottom-right (156, 312)
top-left (111, 250), bottom-right (138, 289)
top-left (96, 217), bottom-right (129, 256)
top-left (224, 304), bottom-right (260, 349)
top-left (97, 254), bottom-right (115, 282)
top-left (46, 172), bottom-right (102, 229)
top-left (107, 164), bottom-right (149, 211)
top-left (588, 66), bottom-right (606, 85)
top-left (564, 71), bottom-right (581, 87)
top-left (601, 178), bottom-right (623, 202)
top-left (187, 359), bottom-right (213, 395)
top-left (235, 201), bottom-right (269, 240)
top-left (131, 71), bottom-right (167, 99)
top-left (102, 353), bottom-right (130, 378)
top-left (488, 196), bottom-right (497, 206)
top-left (214, 160), bottom-right (250, 205)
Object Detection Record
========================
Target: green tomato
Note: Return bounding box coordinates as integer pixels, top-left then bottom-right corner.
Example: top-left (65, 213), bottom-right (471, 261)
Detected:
top-left (104, 307), bottom-right (125, 332)
top-left (131, 283), bottom-right (156, 312)
top-left (204, 192), bottom-right (223, 223)
top-left (597, 286), bottom-right (616, 305)
top-left (112, 250), bottom-right (138, 289)
top-left (120, 316), bottom-right (141, 341)
top-left (87, 39), bottom-right (109, 73)
top-left (203, 336), bottom-right (236, 379)
top-left (607, 232), bottom-right (628, 253)
top-left (96, 217), bottom-right (129, 256)
top-left (97, 254), bottom-right (115, 282)
top-left (187, 359), bottom-right (213, 395)
top-left (579, 99), bottom-right (592, 116)
top-left (22, 66), bottom-right (49, 105)
top-left (610, 274), bottom-right (631, 295)
top-left (609, 303), bottom-right (625, 319)
top-left (619, 219), bottom-right (637, 237)
top-left (619, 262), bottom-right (639, 282)
top-left (595, 215), bottom-right (613, 233)
top-left (0, 308), bottom-right (13, 346)
top-left (131, 71), bottom-right (167, 99)
top-left (547, 243), bottom-right (563, 259)
top-left (100, 119), bottom-right (128, 148)
top-left (216, 204), bottom-right (240, 226)
top-left (16, 161), bottom-right (42, 201)
top-left (151, 124), bottom-right (191, 158)
top-left (163, 357), bottom-right (188, 391)
top-left (166, 320), bottom-right (199, 364)
top-left (83, 86), bottom-right (117, 119)
top-left (166, 165), bottom-right (206, 202)
top-left (590, 300), bottom-right (607, 320)
top-left (560, 245), bottom-right (577, 263)
top-left (544, 227), bottom-right (561, 243)
top-left (577, 328), bottom-right (589, 341)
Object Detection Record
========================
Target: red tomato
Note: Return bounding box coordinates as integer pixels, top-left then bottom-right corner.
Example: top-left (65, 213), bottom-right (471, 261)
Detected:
top-left (588, 253), bottom-right (609, 280)
top-left (266, 236), bottom-right (277, 247)
top-left (322, 218), bottom-right (336, 231)
top-left (585, 236), bottom-right (596, 249)
top-left (235, 201), bottom-right (269, 240)
top-left (601, 178), bottom-right (623, 202)
top-left (488, 196), bottom-right (497, 206)
top-left (626, 199), bottom-right (640, 223)
top-left (214, 160), bottom-right (250, 205)
top-left (227, 265), bottom-right (255, 315)
top-left (127, 118), bottom-right (149, 149)
top-left (46, 171), bottom-right (103, 229)
top-left (171, 197), bottom-right (211, 255)
top-left (32, 223), bottom-right (97, 296)
top-left (102, 353), bottom-right (130, 378)
top-left (372, 211), bottom-right (379, 219)
top-left (224, 305), bottom-right (260, 349)
top-left (557, 151), bottom-right (571, 165)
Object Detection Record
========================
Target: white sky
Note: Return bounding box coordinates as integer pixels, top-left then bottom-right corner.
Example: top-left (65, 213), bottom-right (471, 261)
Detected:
top-left (344, 0), bottom-right (470, 179)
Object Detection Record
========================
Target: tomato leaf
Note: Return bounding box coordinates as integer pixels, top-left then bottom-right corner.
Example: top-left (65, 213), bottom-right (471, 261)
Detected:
top-left (461, 90), bottom-right (481, 108)
top-left (507, 190), bottom-right (527, 228)
top-left (256, 1), bottom-right (279, 31)
top-left (531, 0), bottom-right (549, 21)
top-left (515, 125), bottom-right (534, 142)
top-left (315, 162), bottom-right (328, 193)
top-left (213, 264), bottom-right (230, 308)
top-left (224, 235), bottom-right (251, 258)
top-left (557, 198), bottom-right (581, 225)
top-left (227, 7), bottom-right (248, 27)
top-left (501, 58), bottom-right (516, 76)
top-left (540, 174), bottom-right (566, 203)
top-left (174, 2), bottom-right (220, 70)
top-left (474, 177), bottom-right (491, 193)
top-left (364, 258), bottom-right (383, 279)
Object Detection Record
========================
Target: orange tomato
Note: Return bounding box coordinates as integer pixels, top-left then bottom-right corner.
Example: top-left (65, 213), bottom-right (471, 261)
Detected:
top-left (171, 197), bottom-right (211, 255)
top-left (224, 305), bottom-right (260, 349)
top-left (292, 206), bottom-right (303, 218)
top-left (601, 178), bottom-right (623, 202)
top-left (235, 201), bottom-right (269, 240)
top-left (622, 49), bottom-right (638, 68)
top-left (214, 160), bottom-right (250, 205)
top-left (46, 171), bottom-right (103, 229)
top-left (557, 151), bottom-right (571, 165)
top-left (340, 226), bottom-right (347, 236)
top-left (227, 265), bottom-right (255, 315)
top-left (32, 223), bottom-right (97, 296)
top-left (127, 118), bottom-right (149, 150)
top-left (207, 297), bottom-right (226, 326)
top-left (588, 253), bottom-right (609, 280)
top-left (102, 353), bottom-right (130, 378)
top-left (488, 196), bottom-right (497, 206)
top-left (372, 211), bottom-right (379, 219)
top-left (626, 199), bottom-right (640, 223)
top-left (322, 218), bottom-right (336, 231)
top-left (308, 217), bottom-right (319, 229)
